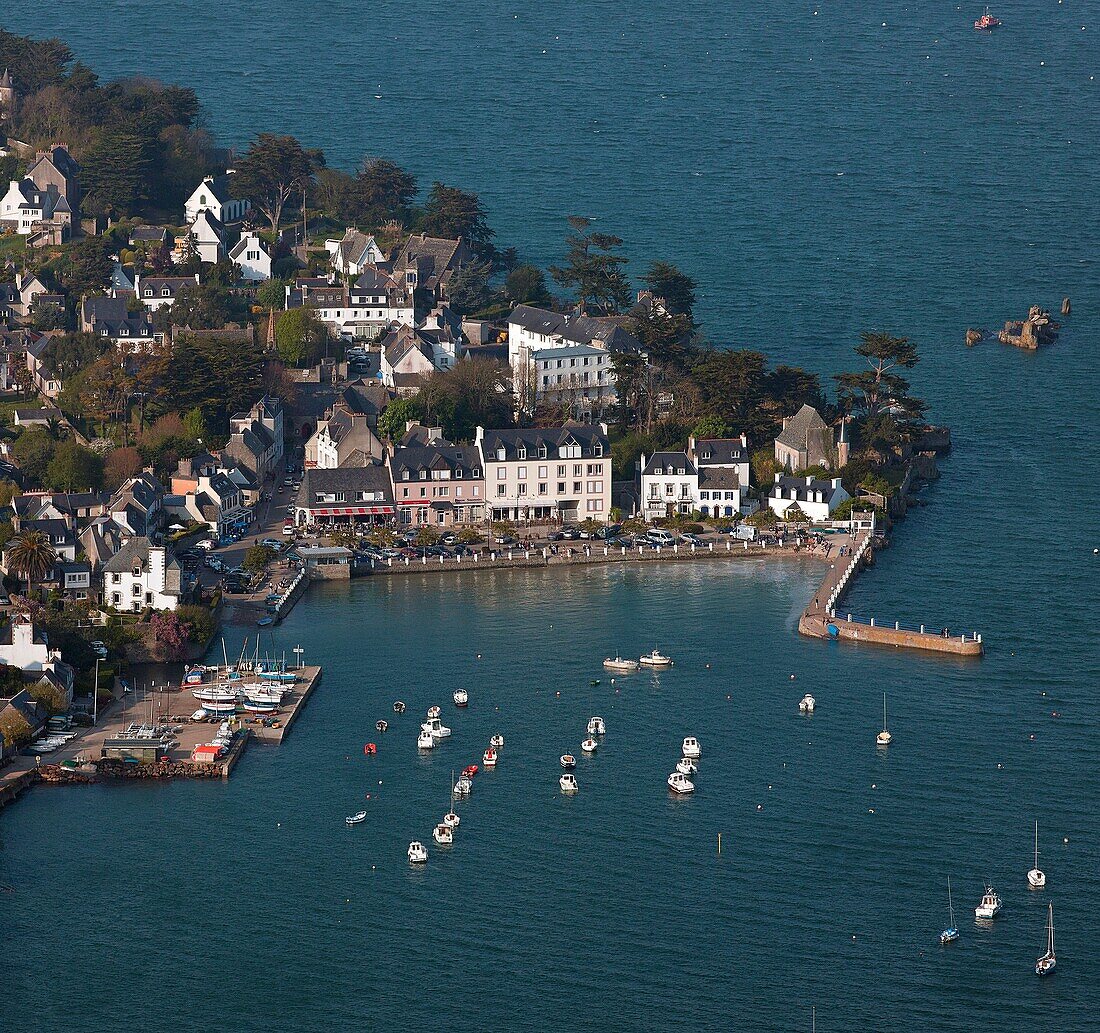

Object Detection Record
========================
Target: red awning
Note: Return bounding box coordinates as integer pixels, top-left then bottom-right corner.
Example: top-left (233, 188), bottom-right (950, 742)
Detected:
top-left (310, 506), bottom-right (395, 516)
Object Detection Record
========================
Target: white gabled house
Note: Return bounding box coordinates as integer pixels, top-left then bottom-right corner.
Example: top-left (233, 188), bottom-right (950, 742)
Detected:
top-left (767, 474), bottom-right (850, 522)
top-left (175, 209), bottom-right (228, 265)
top-left (229, 231), bottom-right (273, 282)
top-left (325, 229), bottom-right (385, 278)
top-left (101, 537), bottom-right (182, 612)
top-left (640, 452), bottom-right (697, 520)
top-left (134, 274), bottom-right (199, 312)
top-left (184, 175), bottom-right (249, 225)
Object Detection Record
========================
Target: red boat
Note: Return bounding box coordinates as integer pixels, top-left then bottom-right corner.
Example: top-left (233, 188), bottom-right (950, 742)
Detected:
top-left (974, 8), bottom-right (1001, 30)
top-left (462, 764), bottom-right (479, 779)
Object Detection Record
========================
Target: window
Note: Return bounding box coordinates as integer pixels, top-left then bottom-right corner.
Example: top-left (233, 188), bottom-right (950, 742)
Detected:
top-left (497, 468), bottom-right (507, 481)
top-left (402, 470), bottom-right (410, 481)
top-left (649, 485), bottom-right (659, 498)
top-left (573, 481), bottom-right (582, 494)
top-left (143, 288), bottom-right (153, 297)
top-left (593, 444), bottom-right (603, 457)
top-left (335, 492), bottom-right (346, 503)
top-left (702, 450), bottom-right (712, 460)
top-left (557, 465), bottom-right (566, 477)
top-left (517, 467), bottom-right (527, 479)
top-left (666, 484), bottom-right (674, 496)
top-left (700, 491), bottom-right (710, 501)
top-left (162, 287), bottom-right (171, 297)
top-left (518, 483), bottom-right (527, 496)
top-left (496, 447), bottom-right (506, 461)
top-left (119, 327), bottom-right (129, 336)
top-left (497, 484), bottom-right (506, 497)
top-left (557, 482), bottom-right (566, 494)
top-left (132, 584), bottom-right (142, 596)
top-left (538, 482), bottom-right (548, 495)
top-left (455, 468), bottom-right (463, 479)
top-left (573, 464), bottom-right (582, 477)
top-left (538, 445), bottom-right (547, 459)
top-left (517, 447), bottom-right (527, 459)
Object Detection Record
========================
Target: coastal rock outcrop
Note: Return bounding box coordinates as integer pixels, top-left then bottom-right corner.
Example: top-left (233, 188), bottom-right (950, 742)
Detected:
top-left (998, 306), bottom-right (1059, 350)
top-left (965, 328), bottom-right (982, 347)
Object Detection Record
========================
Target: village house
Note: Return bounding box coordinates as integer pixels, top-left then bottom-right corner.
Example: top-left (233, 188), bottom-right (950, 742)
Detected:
top-left (688, 434), bottom-right (754, 518)
top-left (24, 331), bottom-right (66, 397)
top-left (295, 465), bottom-right (395, 526)
top-left (80, 296), bottom-right (154, 349)
top-left (101, 537), bottom-right (181, 612)
top-left (12, 406), bottom-right (59, 428)
top-left (175, 209), bottom-right (228, 265)
top-left (222, 396), bottom-right (284, 486)
top-left (476, 423), bottom-right (611, 523)
top-left (0, 146), bottom-right (79, 246)
top-left (325, 229), bottom-right (385, 278)
top-left (388, 429), bottom-right (486, 527)
top-left (767, 473), bottom-right (850, 522)
top-left (379, 325), bottom-right (434, 391)
top-left (109, 472), bottom-right (164, 537)
top-left (10, 272), bottom-right (62, 322)
top-left (0, 616), bottom-right (75, 707)
top-left (391, 234), bottom-right (474, 317)
top-left (305, 405), bottom-right (383, 470)
top-left (228, 230), bottom-right (273, 282)
top-left (134, 273), bottom-right (199, 312)
top-left (183, 174), bottom-right (249, 225)
top-left (12, 490), bottom-right (107, 527)
top-left (129, 225), bottom-right (170, 248)
top-left (165, 461), bottom-right (246, 536)
top-left (640, 452), bottom-right (698, 520)
top-left (774, 404), bottom-right (847, 471)
top-left (287, 266), bottom-right (414, 341)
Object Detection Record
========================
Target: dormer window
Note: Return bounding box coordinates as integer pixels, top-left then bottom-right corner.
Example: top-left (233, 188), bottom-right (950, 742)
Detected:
top-left (401, 470), bottom-right (410, 481)
top-left (119, 327), bottom-right (129, 336)
top-left (702, 450), bottom-right (711, 460)
top-left (593, 444), bottom-right (603, 457)
top-left (455, 469), bottom-right (463, 479)
top-left (517, 447), bottom-right (527, 459)
top-left (496, 447), bottom-right (505, 461)
top-left (132, 564), bottom-right (142, 577)
top-left (143, 288), bottom-right (153, 297)
top-left (538, 445), bottom-right (547, 459)
top-left (162, 287), bottom-right (171, 296)
top-left (418, 469), bottom-right (427, 480)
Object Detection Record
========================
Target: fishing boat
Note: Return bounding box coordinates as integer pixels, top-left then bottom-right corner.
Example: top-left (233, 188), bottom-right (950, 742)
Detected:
top-left (876, 693), bottom-right (892, 746)
top-left (417, 730), bottom-right (435, 750)
top-left (587, 716), bottom-right (606, 736)
top-left (581, 738), bottom-right (598, 753)
top-left (345, 811), bottom-right (367, 826)
top-left (453, 776), bottom-right (472, 795)
top-left (1035, 903), bottom-right (1056, 976)
top-left (393, 700), bottom-right (406, 714)
top-left (940, 878), bottom-right (960, 944)
top-left (676, 757), bottom-right (698, 776)
top-left (1027, 820), bottom-right (1046, 889)
top-left (799, 694), bottom-right (816, 713)
top-left (433, 823), bottom-right (453, 846)
top-left (639, 648), bottom-right (673, 668)
top-left (423, 717), bottom-right (451, 739)
top-left (560, 754), bottom-right (576, 770)
top-left (408, 841), bottom-right (428, 864)
top-left (462, 764), bottom-right (479, 779)
top-left (975, 884), bottom-right (1002, 919)
top-left (489, 734), bottom-right (504, 748)
top-left (482, 747), bottom-right (497, 767)
top-left (668, 771), bottom-right (695, 794)
top-left (559, 772), bottom-right (579, 794)
top-left (974, 7), bottom-right (1001, 30)
top-left (603, 656), bottom-right (640, 672)
top-left (453, 689), bottom-right (468, 708)
top-left (682, 737), bottom-right (701, 759)
top-left (443, 810), bottom-right (461, 829)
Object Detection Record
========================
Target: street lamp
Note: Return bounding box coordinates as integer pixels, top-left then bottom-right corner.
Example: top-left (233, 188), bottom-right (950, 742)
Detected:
top-left (93, 657), bottom-right (101, 726)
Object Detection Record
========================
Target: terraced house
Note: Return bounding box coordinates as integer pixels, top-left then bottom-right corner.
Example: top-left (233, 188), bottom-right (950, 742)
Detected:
top-left (388, 431), bottom-right (485, 527)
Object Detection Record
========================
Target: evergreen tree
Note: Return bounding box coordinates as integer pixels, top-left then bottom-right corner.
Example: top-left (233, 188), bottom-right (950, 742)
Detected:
top-left (550, 216), bottom-right (632, 315)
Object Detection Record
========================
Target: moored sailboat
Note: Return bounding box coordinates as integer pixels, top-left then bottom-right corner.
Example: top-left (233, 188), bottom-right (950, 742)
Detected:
top-left (876, 693), bottom-right (892, 746)
top-left (940, 877), bottom-right (959, 944)
top-left (1035, 903), bottom-right (1056, 976)
top-left (1027, 820), bottom-right (1046, 889)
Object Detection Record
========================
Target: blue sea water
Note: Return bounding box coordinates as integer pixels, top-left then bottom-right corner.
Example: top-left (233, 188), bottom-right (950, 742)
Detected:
top-left (1, 2), bottom-right (1098, 1029)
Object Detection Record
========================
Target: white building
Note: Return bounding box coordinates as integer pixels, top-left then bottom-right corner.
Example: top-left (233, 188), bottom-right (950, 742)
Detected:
top-left (184, 175), bottom-right (249, 225)
top-left (176, 209), bottom-right (227, 265)
top-left (0, 616), bottom-right (74, 705)
top-left (640, 452), bottom-right (697, 520)
top-left (229, 231), bottom-right (273, 282)
top-left (767, 474), bottom-right (850, 522)
top-left (640, 436), bottom-right (755, 520)
top-left (476, 423), bottom-right (611, 523)
top-left (325, 229), bottom-right (385, 278)
top-left (134, 274), bottom-right (199, 312)
top-left (101, 537), bottom-right (182, 612)
top-left (295, 268), bottom-right (415, 341)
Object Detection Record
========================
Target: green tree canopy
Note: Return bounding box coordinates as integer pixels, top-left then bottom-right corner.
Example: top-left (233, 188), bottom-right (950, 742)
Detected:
top-left (12, 428), bottom-right (57, 485)
top-left (421, 182), bottom-right (495, 260)
top-left (550, 216), bottom-right (632, 315)
top-left (233, 133), bottom-right (318, 237)
top-left (641, 261), bottom-right (697, 319)
top-left (377, 397), bottom-right (421, 442)
top-left (275, 307), bottom-right (330, 367)
top-left (505, 264), bottom-right (551, 307)
top-left (45, 440), bottom-right (104, 491)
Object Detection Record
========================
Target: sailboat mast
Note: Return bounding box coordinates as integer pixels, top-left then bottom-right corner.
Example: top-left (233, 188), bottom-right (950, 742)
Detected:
top-left (1034, 820), bottom-right (1039, 867)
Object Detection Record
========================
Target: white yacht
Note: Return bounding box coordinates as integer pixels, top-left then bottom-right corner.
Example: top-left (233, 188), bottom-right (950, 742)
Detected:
top-left (799, 694), bottom-right (816, 713)
top-left (408, 841), bottom-right (428, 864)
top-left (581, 738), bottom-right (598, 753)
top-left (974, 884), bottom-right (1003, 919)
top-left (560, 754), bottom-right (576, 770)
top-left (417, 730), bottom-right (435, 750)
top-left (453, 776), bottom-right (472, 795)
top-left (422, 717), bottom-right (451, 739)
top-left (603, 656), bottom-right (640, 672)
top-left (489, 734), bottom-right (504, 748)
top-left (676, 757), bottom-right (698, 776)
top-left (587, 716), bottom-right (606, 736)
top-left (668, 771), bottom-right (695, 794)
top-left (433, 823), bottom-right (454, 846)
top-left (559, 773), bottom-right (579, 794)
top-left (345, 811), bottom-right (367, 826)
top-left (443, 811), bottom-right (461, 829)
top-left (1027, 820), bottom-right (1046, 889)
top-left (682, 737), bottom-right (701, 759)
top-left (482, 746), bottom-right (498, 767)
top-left (877, 693), bottom-right (892, 746)
top-left (639, 649), bottom-right (673, 668)
top-left (453, 689), bottom-right (468, 708)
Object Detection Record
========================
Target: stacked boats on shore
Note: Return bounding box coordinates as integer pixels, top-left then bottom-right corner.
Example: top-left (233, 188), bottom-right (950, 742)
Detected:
top-left (187, 656), bottom-right (298, 716)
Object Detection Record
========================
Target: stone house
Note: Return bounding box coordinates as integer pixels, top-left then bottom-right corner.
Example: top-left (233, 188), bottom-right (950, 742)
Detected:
top-left (101, 537), bottom-right (181, 612)
top-left (774, 404), bottom-right (846, 471)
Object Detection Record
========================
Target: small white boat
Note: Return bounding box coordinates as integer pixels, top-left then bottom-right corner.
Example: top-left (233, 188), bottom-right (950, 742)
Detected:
top-left (345, 811), bottom-right (367, 826)
top-left (433, 823), bottom-right (454, 846)
top-left (408, 841), bottom-right (428, 864)
top-left (587, 716), bottom-right (606, 736)
top-left (877, 692), bottom-right (892, 746)
top-left (453, 777), bottom-right (472, 795)
top-left (559, 773), bottom-right (579, 794)
top-left (560, 754), bottom-right (576, 770)
top-left (639, 648), bottom-right (673, 668)
top-left (393, 700), bottom-right (406, 714)
top-left (676, 757), bottom-right (698, 776)
top-left (581, 738), bottom-right (598, 753)
top-left (799, 694), bottom-right (816, 713)
top-left (453, 689), bottom-right (468, 708)
top-left (668, 771), bottom-right (695, 794)
top-left (375, 719), bottom-right (388, 733)
top-left (1027, 820), bottom-right (1046, 889)
top-left (422, 717), bottom-right (451, 739)
top-left (1035, 902), bottom-right (1056, 977)
top-left (975, 884), bottom-right (1002, 919)
top-left (417, 730), bottom-right (435, 750)
top-left (482, 747), bottom-right (497, 767)
top-left (603, 656), bottom-right (640, 672)
top-left (682, 737), bottom-right (701, 759)
top-left (940, 877), bottom-right (960, 944)
top-left (190, 709), bottom-right (208, 721)
top-left (426, 705), bottom-right (442, 720)
top-left (489, 734), bottom-right (504, 748)
top-left (443, 811), bottom-right (461, 829)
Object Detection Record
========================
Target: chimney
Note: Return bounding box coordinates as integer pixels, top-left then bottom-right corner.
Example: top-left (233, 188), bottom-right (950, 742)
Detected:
top-left (806, 475), bottom-right (814, 485)
top-left (774, 472), bottom-right (782, 484)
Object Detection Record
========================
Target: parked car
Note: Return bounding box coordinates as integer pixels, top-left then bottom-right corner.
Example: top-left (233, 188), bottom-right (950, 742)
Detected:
top-left (547, 530), bottom-right (565, 542)
top-left (493, 534), bottom-right (517, 546)
top-left (646, 528), bottom-right (677, 546)
top-left (440, 533), bottom-right (458, 546)
top-left (0, 593), bottom-right (12, 605)
top-left (559, 527), bottom-right (580, 541)
top-left (194, 539), bottom-right (214, 552)
top-left (681, 533), bottom-right (703, 545)
top-left (89, 640), bottom-right (108, 658)
top-left (283, 525), bottom-right (296, 536)
top-left (259, 538), bottom-right (284, 550)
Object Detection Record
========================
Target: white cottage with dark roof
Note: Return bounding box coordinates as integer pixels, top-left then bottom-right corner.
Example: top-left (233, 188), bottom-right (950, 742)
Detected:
top-left (102, 537), bottom-right (181, 612)
top-left (767, 474), bottom-right (850, 522)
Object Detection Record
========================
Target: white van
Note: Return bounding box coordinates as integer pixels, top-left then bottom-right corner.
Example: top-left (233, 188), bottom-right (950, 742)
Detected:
top-left (646, 528), bottom-right (676, 546)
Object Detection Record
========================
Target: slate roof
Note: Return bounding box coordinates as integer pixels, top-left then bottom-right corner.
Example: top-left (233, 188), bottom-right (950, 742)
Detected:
top-left (775, 404), bottom-right (830, 451)
top-left (390, 442), bottom-right (482, 481)
top-left (693, 437), bottom-right (749, 466)
top-left (771, 474), bottom-right (845, 503)
top-left (81, 296), bottom-right (153, 338)
top-left (642, 451), bottom-right (696, 477)
top-left (302, 464), bottom-right (394, 501)
top-left (479, 423), bottom-right (609, 462)
top-left (339, 380), bottom-right (391, 417)
top-left (698, 467), bottom-right (741, 491)
top-left (138, 276), bottom-right (197, 300)
top-left (508, 305), bottom-right (642, 352)
top-left (392, 234), bottom-right (471, 293)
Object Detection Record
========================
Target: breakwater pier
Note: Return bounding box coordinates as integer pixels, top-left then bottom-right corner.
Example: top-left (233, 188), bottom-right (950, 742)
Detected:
top-left (799, 533), bottom-right (984, 656)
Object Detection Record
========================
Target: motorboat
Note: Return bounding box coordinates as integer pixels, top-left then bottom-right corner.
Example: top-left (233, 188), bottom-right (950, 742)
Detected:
top-left (489, 734), bottom-right (504, 748)
top-left (453, 777), bottom-right (472, 795)
top-left (668, 771), bottom-right (695, 794)
top-left (560, 754), bottom-right (576, 770)
top-left (603, 656), bottom-right (640, 673)
top-left (1035, 903), bottom-right (1056, 977)
top-left (408, 841), bottom-right (428, 864)
top-left (190, 709), bottom-right (208, 721)
top-left (422, 717), bottom-right (451, 739)
top-left (799, 694), bottom-right (816, 713)
top-left (240, 697), bottom-right (279, 714)
top-left (876, 693), bottom-right (892, 746)
top-left (581, 738), bottom-right (598, 753)
top-left (417, 731), bottom-right (435, 750)
top-left (974, 7), bottom-right (1001, 30)
top-left (559, 773), bottom-right (579, 794)
top-left (975, 885), bottom-right (1002, 919)
top-left (587, 716), bottom-right (606, 736)
top-left (676, 757), bottom-right (698, 776)
top-left (426, 705), bottom-right (442, 720)
top-left (433, 823), bottom-right (454, 846)
top-left (453, 689), bottom-right (468, 708)
top-left (639, 649), bottom-right (673, 668)
top-left (462, 764), bottom-right (479, 779)
top-left (482, 747), bottom-right (497, 767)
top-left (192, 685), bottom-right (239, 705)
top-left (443, 811), bottom-right (461, 829)
top-left (1027, 820), bottom-right (1046, 889)
top-left (393, 700), bottom-right (406, 714)
top-left (376, 719), bottom-right (389, 733)
top-left (682, 737), bottom-right (701, 759)
top-left (940, 877), bottom-right (959, 944)
top-left (345, 811), bottom-right (367, 826)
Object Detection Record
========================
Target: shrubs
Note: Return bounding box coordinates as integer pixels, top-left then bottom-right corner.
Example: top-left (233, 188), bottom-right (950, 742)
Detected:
top-left (177, 604), bottom-right (216, 645)
top-left (244, 545), bottom-right (275, 573)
